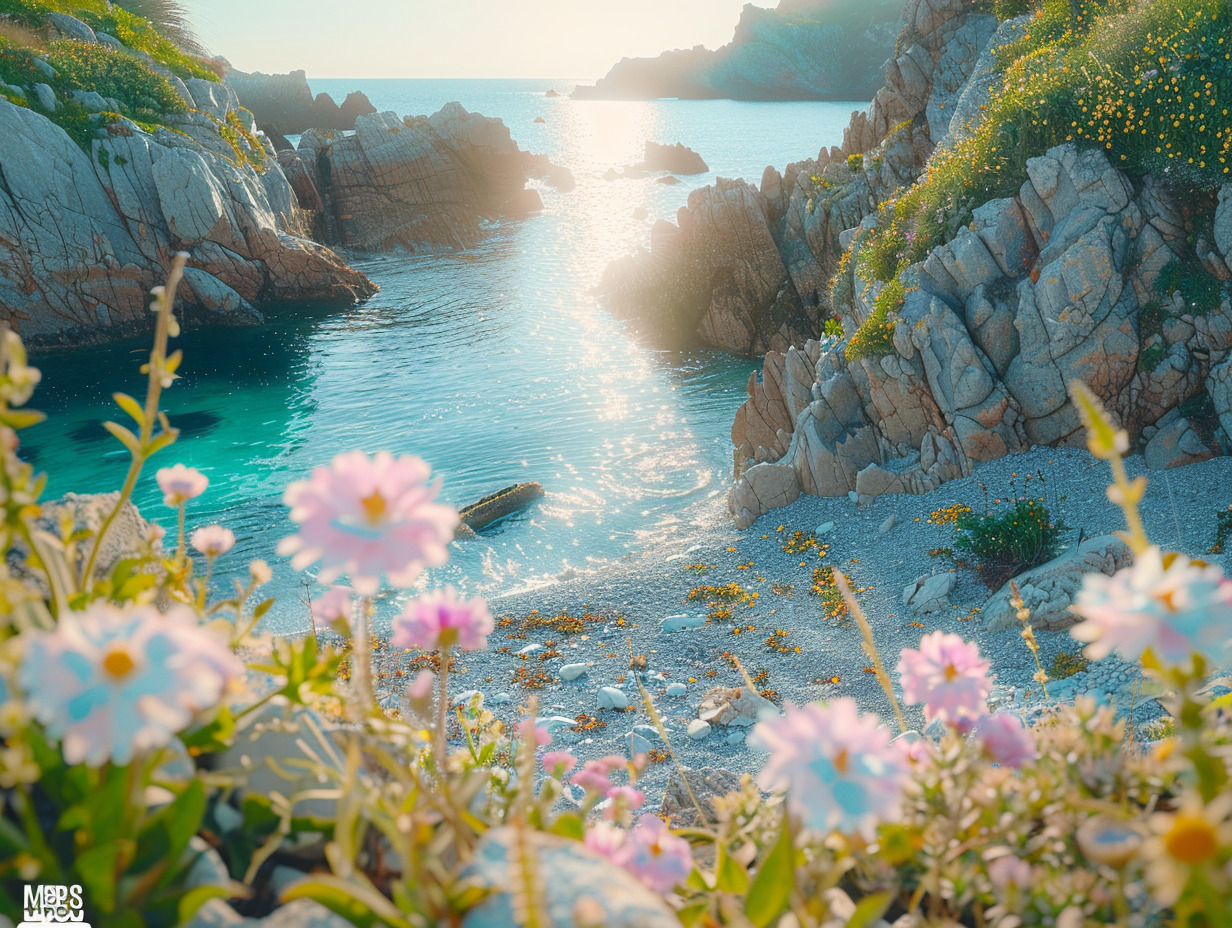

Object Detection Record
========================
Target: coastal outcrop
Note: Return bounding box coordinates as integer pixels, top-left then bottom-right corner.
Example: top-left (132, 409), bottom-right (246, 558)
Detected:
top-left (599, 0), bottom-right (1232, 529)
top-left (574, 0), bottom-right (901, 102)
top-left (0, 89), bottom-right (375, 348)
top-left (223, 66), bottom-right (376, 133)
top-left (278, 104), bottom-right (571, 252)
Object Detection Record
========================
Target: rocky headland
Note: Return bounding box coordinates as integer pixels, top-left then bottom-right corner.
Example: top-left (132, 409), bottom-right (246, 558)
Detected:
top-left (0, 9), bottom-right (566, 347)
top-left (599, 0), bottom-right (1232, 530)
top-left (276, 104), bottom-right (573, 252)
top-left (574, 0), bottom-right (902, 101)
top-left (223, 65), bottom-right (376, 134)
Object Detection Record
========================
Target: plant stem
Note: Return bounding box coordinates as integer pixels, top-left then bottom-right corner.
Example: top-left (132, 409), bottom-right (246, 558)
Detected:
top-left (350, 596), bottom-right (375, 721)
top-left (81, 254), bottom-right (187, 588)
top-left (435, 648), bottom-right (450, 773)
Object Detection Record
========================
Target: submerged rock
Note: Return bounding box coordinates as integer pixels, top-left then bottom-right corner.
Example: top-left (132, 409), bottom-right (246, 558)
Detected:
top-left (457, 482), bottom-right (546, 534)
top-left (640, 141), bottom-right (708, 175)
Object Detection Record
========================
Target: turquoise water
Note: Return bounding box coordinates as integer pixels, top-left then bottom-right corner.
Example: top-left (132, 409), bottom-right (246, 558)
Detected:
top-left (27, 80), bottom-right (859, 631)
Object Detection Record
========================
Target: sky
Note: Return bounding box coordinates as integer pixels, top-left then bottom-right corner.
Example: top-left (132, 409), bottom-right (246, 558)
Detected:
top-left (189, 0), bottom-right (756, 80)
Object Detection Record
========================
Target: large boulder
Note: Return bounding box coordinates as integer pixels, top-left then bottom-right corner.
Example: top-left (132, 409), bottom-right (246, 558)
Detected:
top-left (308, 105), bottom-right (564, 252)
top-left (982, 536), bottom-right (1133, 632)
top-left (0, 96), bottom-right (375, 348)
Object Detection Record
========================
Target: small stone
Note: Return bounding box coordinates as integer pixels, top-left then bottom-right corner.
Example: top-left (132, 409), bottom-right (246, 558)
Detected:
top-left (815, 521), bottom-right (836, 536)
top-left (517, 643), bottom-right (543, 656)
top-left (269, 865), bottom-right (305, 899)
top-left (559, 663), bottom-right (589, 682)
top-left (880, 513), bottom-right (897, 534)
top-left (597, 687), bottom-right (629, 710)
top-left (665, 682), bottom-right (687, 697)
top-left (625, 731), bottom-right (653, 757)
top-left (848, 490), bottom-right (860, 504)
top-left (489, 692), bottom-right (513, 705)
top-left (725, 730), bottom-right (746, 746)
top-left (661, 614), bottom-right (706, 634)
top-left (687, 719), bottom-right (712, 740)
top-left (632, 724), bottom-right (661, 742)
top-left (212, 802), bottom-right (243, 835)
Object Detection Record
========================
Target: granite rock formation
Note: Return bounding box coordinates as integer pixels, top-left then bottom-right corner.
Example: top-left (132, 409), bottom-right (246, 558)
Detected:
top-left (597, 0), bottom-right (1232, 528)
top-left (575, 0), bottom-right (901, 102)
top-left (223, 67), bottom-right (376, 134)
top-left (278, 104), bottom-right (572, 252)
top-left (0, 89), bottom-right (375, 348)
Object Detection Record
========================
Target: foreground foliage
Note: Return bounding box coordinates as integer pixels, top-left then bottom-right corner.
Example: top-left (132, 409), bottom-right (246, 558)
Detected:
top-left (2, 263), bottom-right (1232, 926)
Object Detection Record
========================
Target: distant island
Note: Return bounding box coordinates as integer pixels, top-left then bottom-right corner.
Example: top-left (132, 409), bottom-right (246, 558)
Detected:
top-left (573, 0), bottom-right (902, 101)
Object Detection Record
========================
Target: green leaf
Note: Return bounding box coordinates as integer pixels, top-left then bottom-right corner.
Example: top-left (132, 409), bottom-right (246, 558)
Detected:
top-left (745, 813), bottom-right (795, 927)
top-left (715, 845), bottom-right (750, 894)
top-left (112, 392), bottom-right (145, 425)
top-left (685, 867), bottom-right (712, 892)
top-left (847, 891), bottom-right (893, 928)
top-left (180, 706), bottom-right (237, 755)
top-left (549, 814), bottom-right (585, 842)
top-left (178, 886), bottom-right (234, 925)
top-left (146, 428), bottom-right (179, 456)
top-left (102, 420), bottom-right (141, 456)
top-left (76, 842), bottom-right (125, 913)
top-left (677, 901), bottom-right (711, 927)
top-left (281, 875), bottom-right (413, 928)
top-left (252, 598), bottom-right (275, 621)
top-left (0, 408), bottom-right (46, 429)
top-left (163, 779), bottom-right (207, 866)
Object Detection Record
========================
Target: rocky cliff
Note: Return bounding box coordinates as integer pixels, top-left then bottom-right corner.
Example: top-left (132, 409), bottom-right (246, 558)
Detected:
top-left (602, 0), bottom-right (1232, 529)
top-left (574, 0), bottom-right (901, 102)
top-left (277, 104), bottom-right (572, 252)
top-left (223, 66), bottom-right (375, 134)
top-left (0, 36), bottom-right (376, 349)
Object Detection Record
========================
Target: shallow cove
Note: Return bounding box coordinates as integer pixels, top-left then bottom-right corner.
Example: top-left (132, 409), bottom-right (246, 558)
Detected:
top-left (28, 80), bottom-right (858, 632)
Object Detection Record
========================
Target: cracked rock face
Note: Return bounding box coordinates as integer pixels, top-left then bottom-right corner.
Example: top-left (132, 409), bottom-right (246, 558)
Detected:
top-left (0, 94), bottom-right (375, 348)
top-left (719, 0), bottom-right (1232, 529)
top-left (729, 142), bottom-right (1232, 529)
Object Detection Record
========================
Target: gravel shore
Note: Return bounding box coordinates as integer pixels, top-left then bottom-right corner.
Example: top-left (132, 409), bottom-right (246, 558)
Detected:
top-left (373, 446), bottom-right (1232, 802)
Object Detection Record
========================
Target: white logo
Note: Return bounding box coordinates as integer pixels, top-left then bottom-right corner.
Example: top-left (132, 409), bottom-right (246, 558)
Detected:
top-left (18, 885), bottom-right (90, 927)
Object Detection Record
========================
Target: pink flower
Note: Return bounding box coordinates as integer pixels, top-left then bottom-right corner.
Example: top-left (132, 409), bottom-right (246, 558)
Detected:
top-left (750, 698), bottom-right (907, 838)
top-left (191, 525), bottom-right (235, 557)
top-left (391, 587), bottom-right (494, 652)
top-left (277, 451), bottom-right (459, 595)
top-left (897, 632), bottom-right (991, 731)
top-left (977, 713), bottom-right (1036, 768)
top-left (615, 816), bottom-right (693, 893)
top-left (542, 751), bottom-right (577, 774)
top-left (988, 855), bottom-right (1032, 889)
top-left (311, 586), bottom-right (354, 628)
top-left (157, 464), bottom-right (208, 507)
top-left (1070, 547), bottom-right (1232, 668)
top-left (583, 822), bottom-right (627, 860)
top-left (517, 715), bottom-right (551, 748)
top-left (19, 603), bottom-right (240, 766)
top-left (407, 669), bottom-right (435, 700)
top-left (603, 785), bottom-right (646, 820)
top-left (573, 756), bottom-right (625, 794)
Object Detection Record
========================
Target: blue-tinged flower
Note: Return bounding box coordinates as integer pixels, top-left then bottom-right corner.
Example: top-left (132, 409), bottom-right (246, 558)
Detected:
top-left (750, 697), bottom-right (907, 838)
top-left (1070, 547), bottom-right (1232, 668)
top-left (19, 603), bottom-right (241, 766)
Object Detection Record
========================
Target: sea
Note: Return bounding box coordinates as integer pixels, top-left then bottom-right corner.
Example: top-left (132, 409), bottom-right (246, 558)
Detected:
top-left (27, 78), bottom-right (860, 632)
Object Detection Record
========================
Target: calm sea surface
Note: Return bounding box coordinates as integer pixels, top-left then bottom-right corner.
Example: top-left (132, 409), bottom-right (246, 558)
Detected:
top-left (29, 79), bottom-right (858, 631)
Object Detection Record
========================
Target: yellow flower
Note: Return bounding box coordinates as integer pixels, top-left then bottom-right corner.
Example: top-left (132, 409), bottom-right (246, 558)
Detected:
top-left (1144, 794), bottom-right (1232, 906)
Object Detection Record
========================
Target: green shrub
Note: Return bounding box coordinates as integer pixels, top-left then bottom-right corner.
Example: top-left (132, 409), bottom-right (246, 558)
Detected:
top-left (1138, 340), bottom-right (1166, 373)
top-left (954, 475), bottom-right (1067, 587)
top-left (1050, 650), bottom-right (1090, 679)
top-left (1156, 258), bottom-right (1224, 316)
top-left (47, 39), bottom-right (184, 114)
top-left (823, 317), bottom-right (844, 339)
top-left (846, 152), bottom-right (864, 171)
top-left (846, 276), bottom-right (903, 361)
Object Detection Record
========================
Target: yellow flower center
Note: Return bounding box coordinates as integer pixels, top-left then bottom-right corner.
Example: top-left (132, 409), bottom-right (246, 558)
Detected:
top-left (1165, 815), bottom-right (1218, 865)
top-left (102, 647), bottom-right (136, 680)
top-left (360, 490), bottom-right (388, 524)
top-left (834, 747), bottom-right (850, 775)
top-left (944, 663), bottom-right (959, 682)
